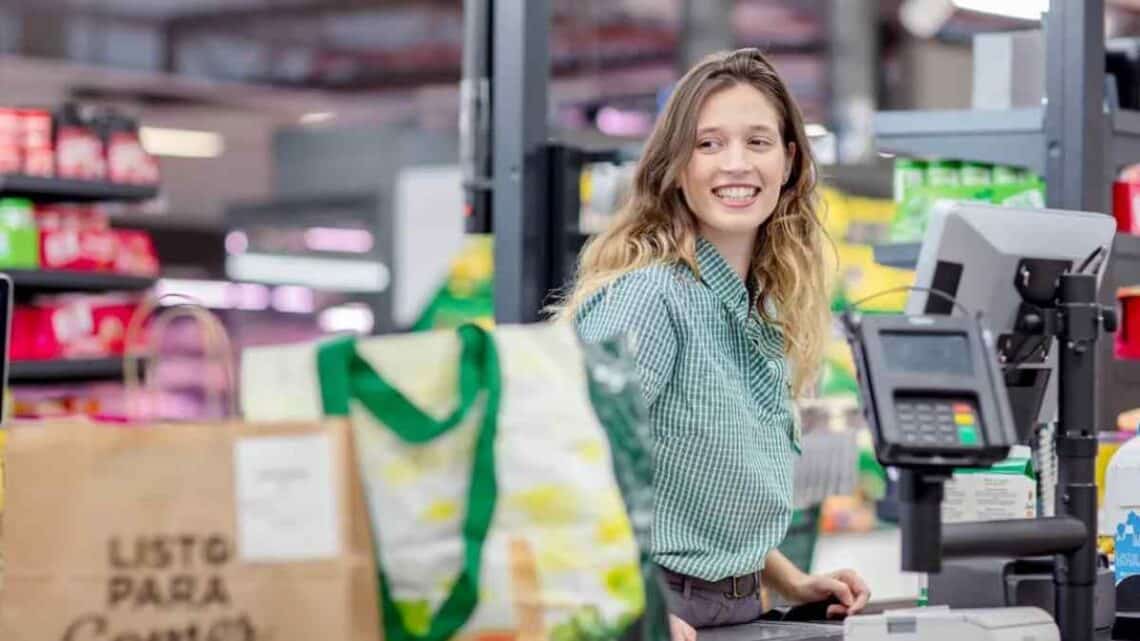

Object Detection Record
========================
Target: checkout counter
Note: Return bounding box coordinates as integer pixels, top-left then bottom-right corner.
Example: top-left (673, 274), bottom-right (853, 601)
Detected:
top-left (699, 203), bottom-right (1132, 640)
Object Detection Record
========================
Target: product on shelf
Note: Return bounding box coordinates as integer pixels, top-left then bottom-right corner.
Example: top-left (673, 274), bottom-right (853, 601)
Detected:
top-left (112, 228), bottom-right (160, 276)
top-left (1114, 179), bottom-right (1140, 234)
top-left (11, 294), bottom-right (143, 361)
top-left (0, 101), bottom-right (159, 186)
top-left (31, 204), bottom-right (157, 275)
top-left (888, 157), bottom-right (1045, 242)
top-left (892, 158), bottom-right (926, 203)
top-left (20, 108), bottom-right (54, 177)
top-left (961, 162), bottom-right (993, 186)
top-left (926, 159), bottom-right (962, 187)
top-left (54, 103), bottom-right (107, 181)
top-left (0, 198), bottom-right (40, 269)
top-left (0, 107), bottom-right (21, 173)
top-left (101, 112), bottom-right (160, 185)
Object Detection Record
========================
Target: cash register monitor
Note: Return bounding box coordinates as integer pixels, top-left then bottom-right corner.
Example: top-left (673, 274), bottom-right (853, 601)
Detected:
top-left (905, 202), bottom-right (1116, 441)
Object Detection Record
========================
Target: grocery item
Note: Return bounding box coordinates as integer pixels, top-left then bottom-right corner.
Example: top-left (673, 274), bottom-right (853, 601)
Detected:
top-left (992, 164), bottom-right (1024, 185)
top-left (942, 445), bottom-right (1037, 523)
top-left (961, 162), bottom-right (993, 186)
top-left (101, 113), bottom-right (159, 185)
top-left (887, 174), bottom-right (1046, 242)
top-left (1102, 426), bottom-right (1140, 585)
top-left (0, 107), bottom-right (21, 173)
top-left (1117, 287), bottom-right (1140, 360)
top-left (54, 103), bottom-right (106, 181)
top-left (0, 198), bottom-right (39, 269)
top-left (112, 229), bottom-right (160, 276)
top-left (926, 160), bottom-right (962, 187)
top-left (893, 158), bottom-right (926, 203)
top-left (11, 295), bottom-right (143, 361)
top-left (19, 108), bottom-right (54, 177)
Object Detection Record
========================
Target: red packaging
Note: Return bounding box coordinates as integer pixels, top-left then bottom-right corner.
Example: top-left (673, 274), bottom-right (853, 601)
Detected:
top-left (11, 306), bottom-right (62, 361)
top-left (105, 116), bottom-right (160, 185)
top-left (0, 107), bottom-right (22, 174)
top-left (19, 108), bottom-right (54, 177)
top-left (112, 229), bottom-right (160, 276)
top-left (35, 204), bottom-right (110, 231)
top-left (1117, 286), bottom-right (1140, 360)
top-left (1114, 180), bottom-right (1140, 235)
top-left (40, 227), bottom-right (116, 271)
top-left (12, 296), bottom-right (140, 360)
top-left (56, 125), bottom-right (106, 180)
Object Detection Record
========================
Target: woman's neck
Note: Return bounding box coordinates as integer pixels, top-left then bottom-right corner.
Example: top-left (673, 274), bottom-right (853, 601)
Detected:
top-left (700, 227), bottom-right (756, 282)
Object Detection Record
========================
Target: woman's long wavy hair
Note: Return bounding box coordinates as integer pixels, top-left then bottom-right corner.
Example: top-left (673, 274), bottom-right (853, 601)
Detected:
top-left (556, 48), bottom-right (833, 397)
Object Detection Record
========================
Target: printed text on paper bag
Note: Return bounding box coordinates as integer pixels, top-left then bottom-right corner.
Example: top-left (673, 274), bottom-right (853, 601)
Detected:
top-left (60, 533), bottom-right (259, 641)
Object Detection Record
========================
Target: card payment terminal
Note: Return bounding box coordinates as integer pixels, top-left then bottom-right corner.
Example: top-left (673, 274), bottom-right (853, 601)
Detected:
top-left (843, 312), bottom-right (1019, 469)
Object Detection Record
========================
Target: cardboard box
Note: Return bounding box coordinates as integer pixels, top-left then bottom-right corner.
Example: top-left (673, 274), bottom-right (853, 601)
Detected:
top-left (943, 446), bottom-right (1037, 523)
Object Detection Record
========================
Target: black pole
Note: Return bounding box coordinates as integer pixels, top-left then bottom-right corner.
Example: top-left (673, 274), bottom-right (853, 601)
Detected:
top-left (1056, 272), bottom-right (1101, 641)
top-left (898, 470), bottom-right (945, 573)
top-left (942, 517), bottom-right (1086, 558)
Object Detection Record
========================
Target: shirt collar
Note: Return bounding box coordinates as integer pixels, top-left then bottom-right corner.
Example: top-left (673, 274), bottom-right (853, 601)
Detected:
top-left (696, 237), bottom-right (752, 321)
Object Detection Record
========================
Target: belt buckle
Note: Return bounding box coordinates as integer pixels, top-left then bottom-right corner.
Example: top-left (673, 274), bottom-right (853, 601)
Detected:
top-left (728, 573), bottom-right (757, 599)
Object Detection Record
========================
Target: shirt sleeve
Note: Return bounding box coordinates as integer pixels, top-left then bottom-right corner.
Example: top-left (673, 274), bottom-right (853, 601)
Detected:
top-left (575, 270), bottom-right (679, 408)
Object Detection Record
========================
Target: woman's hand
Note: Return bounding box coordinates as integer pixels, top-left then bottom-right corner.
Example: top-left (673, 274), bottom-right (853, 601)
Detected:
top-left (787, 569), bottom-right (871, 619)
top-left (669, 614), bottom-right (697, 641)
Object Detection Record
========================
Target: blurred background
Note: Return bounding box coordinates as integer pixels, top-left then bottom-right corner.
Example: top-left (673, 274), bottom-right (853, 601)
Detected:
top-left (5, 0), bottom-right (1140, 604)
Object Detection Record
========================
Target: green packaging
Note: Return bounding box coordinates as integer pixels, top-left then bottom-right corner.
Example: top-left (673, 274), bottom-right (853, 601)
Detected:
top-left (0, 227), bottom-right (40, 269)
top-left (992, 165), bottom-right (1023, 185)
top-left (961, 162), bottom-right (993, 186)
top-left (0, 198), bottom-right (33, 228)
top-left (893, 158), bottom-right (927, 203)
top-left (926, 160), bottom-right (962, 187)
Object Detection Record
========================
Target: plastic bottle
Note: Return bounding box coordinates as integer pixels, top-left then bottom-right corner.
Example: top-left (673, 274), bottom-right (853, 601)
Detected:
top-left (1102, 423), bottom-right (1140, 585)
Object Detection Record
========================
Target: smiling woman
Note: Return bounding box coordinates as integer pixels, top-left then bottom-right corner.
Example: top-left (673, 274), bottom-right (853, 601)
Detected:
top-left (556, 48), bottom-right (869, 638)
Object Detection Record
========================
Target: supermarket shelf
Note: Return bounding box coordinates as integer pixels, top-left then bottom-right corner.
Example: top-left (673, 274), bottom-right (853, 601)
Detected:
top-left (874, 106), bottom-right (1140, 174)
top-left (0, 174), bottom-right (158, 203)
top-left (9, 357), bottom-right (127, 383)
top-left (872, 243), bottom-right (921, 270)
top-left (873, 108), bottom-right (1046, 175)
top-left (3, 269), bottom-right (156, 294)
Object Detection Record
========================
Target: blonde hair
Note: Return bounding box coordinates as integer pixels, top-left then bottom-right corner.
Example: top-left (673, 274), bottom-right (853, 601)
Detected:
top-left (556, 48), bottom-right (833, 397)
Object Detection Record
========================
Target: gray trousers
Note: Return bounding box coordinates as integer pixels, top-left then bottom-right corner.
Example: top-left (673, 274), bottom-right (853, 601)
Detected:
top-left (658, 567), bottom-right (765, 628)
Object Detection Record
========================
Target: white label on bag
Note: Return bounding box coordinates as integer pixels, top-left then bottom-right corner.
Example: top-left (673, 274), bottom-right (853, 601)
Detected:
top-left (233, 433), bottom-right (340, 562)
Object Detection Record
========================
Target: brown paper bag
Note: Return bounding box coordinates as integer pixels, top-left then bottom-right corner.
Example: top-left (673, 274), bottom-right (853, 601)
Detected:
top-left (0, 419), bottom-right (381, 641)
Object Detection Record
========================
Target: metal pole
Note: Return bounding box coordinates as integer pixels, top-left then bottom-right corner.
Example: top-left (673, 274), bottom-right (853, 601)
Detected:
top-left (492, 0), bottom-right (551, 323)
top-left (1044, 0), bottom-right (1108, 213)
top-left (828, 0), bottom-right (878, 163)
top-left (1055, 274), bottom-right (1101, 641)
top-left (678, 0), bottom-right (734, 70)
top-left (460, 0), bottom-right (493, 234)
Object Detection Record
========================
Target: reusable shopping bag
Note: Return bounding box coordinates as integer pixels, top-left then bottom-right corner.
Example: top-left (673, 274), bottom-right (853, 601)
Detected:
top-left (241, 322), bottom-right (667, 641)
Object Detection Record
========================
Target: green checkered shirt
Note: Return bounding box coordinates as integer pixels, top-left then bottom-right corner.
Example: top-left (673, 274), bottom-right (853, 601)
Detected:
top-left (576, 237), bottom-right (800, 581)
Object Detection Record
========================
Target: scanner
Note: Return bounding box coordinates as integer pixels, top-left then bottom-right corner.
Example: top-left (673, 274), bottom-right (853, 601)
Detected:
top-left (843, 203), bottom-right (1119, 641)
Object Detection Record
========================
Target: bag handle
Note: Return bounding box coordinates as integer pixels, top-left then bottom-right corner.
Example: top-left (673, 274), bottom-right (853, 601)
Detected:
top-left (124, 294), bottom-right (239, 420)
top-left (317, 324), bottom-right (500, 641)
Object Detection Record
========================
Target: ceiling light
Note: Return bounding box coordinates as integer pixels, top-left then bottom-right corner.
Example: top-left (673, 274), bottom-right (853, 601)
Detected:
top-left (319, 303), bottom-right (375, 335)
top-left (139, 127), bottom-right (224, 159)
top-left (226, 253), bottom-right (391, 292)
top-left (804, 124), bottom-right (830, 138)
top-left (952, 0), bottom-right (1046, 21)
top-left (300, 112), bottom-right (336, 125)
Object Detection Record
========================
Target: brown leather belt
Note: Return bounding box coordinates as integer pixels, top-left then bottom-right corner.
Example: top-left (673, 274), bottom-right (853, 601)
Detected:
top-left (661, 566), bottom-right (762, 600)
